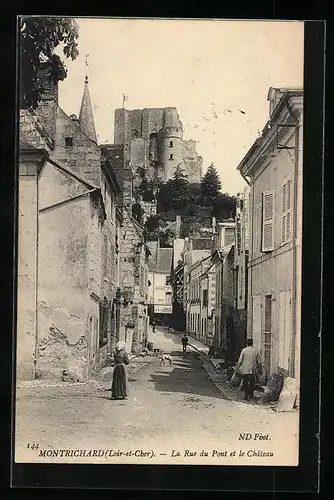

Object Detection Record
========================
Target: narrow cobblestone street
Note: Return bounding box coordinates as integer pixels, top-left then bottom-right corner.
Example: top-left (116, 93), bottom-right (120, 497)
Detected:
top-left (15, 329), bottom-right (299, 465)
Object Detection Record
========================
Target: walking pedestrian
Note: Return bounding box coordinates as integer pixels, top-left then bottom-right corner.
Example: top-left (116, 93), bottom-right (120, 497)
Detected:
top-left (181, 334), bottom-right (189, 354)
top-left (152, 321), bottom-right (156, 333)
top-left (111, 341), bottom-right (129, 400)
top-left (235, 338), bottom-right (262, 401)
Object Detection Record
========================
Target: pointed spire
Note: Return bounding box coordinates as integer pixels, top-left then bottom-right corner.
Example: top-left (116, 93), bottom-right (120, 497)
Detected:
top-left (79, 55), bottom-right (97, 143)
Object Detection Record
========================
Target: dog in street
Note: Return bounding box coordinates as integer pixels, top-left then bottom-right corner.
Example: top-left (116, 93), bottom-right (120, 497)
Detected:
top-left (159, 354), bottom-right (173, 366)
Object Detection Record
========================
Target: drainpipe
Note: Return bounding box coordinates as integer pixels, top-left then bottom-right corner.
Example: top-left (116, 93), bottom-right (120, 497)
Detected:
top-left (249, 177), bottom-right (255, 343)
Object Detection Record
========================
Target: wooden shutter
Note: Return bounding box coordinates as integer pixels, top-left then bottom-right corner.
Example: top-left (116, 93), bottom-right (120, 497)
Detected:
top-left (262, 190), bottom-right (275, 252)
top-left (256, 201), bottom-right (262, 254)
top-left (282, 183), bottom-right (287, 243)
top-left (286, 179), bottom-right (292, 241)
top-left (282, 178), bottom-right (292, 244)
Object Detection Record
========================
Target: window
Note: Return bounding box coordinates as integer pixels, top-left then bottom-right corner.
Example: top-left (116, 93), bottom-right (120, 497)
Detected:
top-left (165, 291), bottom-right (172, 305)
top-left (262, 190), bottom-right (275, 252)
top-left (169, 153), bottom-right (174, 160)
top-left (65, 137), bottom-right (73, 146)
top-left (264, 295), bottom-right (272, 333)
top-left (282, 178), bottom-right (292, 244)
top-left (169, 140), bottom-right (174, 148)
top-left (225, 227), bottom-right (235, 246)
top-left (202, 289), bottom-right (208, 307)
top-left (166, 275), bottom-right (171, 285)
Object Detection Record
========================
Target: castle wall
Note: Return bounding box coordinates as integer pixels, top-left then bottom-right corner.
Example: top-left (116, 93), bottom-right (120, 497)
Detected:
top-left (113, 107), bottom-right (201, 183)
top-left (181, 140), bottom-right (202, 183)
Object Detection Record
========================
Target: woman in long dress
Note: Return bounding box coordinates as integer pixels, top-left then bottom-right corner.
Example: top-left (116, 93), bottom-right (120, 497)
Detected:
top-left (111, 341), bottom-right (130, 400)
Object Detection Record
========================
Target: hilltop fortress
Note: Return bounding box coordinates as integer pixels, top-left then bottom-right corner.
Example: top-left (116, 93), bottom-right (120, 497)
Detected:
top-left (113, 107), bottom-right (203, 183)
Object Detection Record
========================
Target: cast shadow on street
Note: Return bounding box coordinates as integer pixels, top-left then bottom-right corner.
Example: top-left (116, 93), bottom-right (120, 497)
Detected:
top-left (149, 352), bottom-right (228, 400)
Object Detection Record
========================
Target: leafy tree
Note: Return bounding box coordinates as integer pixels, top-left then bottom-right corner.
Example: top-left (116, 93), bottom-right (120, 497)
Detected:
top-left (20, 16), bottom-right (79, 109)
top-left (211, 193), bottom-right (237, 219)
top-left (200, 163), bottom-right (222, 203)
top-left (158, 166), bottom-right (190, 213)
top-left (135, 167), bottom-right (162, 202)
top-left (145, 214), bottom-right (174, 244)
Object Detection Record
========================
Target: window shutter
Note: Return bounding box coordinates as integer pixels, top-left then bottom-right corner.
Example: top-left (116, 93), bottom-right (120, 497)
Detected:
top-left (262, 191), bottom-right (275, 252)
top-left (282, 178), bottom-right (292, 244)
top-left (256, 201), bottom-right (262, 254)
top-left (287, 179), bottom-right (292, 210)
top-left (286, 212), bottom-right (291, 241)
top-left (286, 180), bottom-right (292, 240)
top-left (281, 214), bottom-right (286, 243)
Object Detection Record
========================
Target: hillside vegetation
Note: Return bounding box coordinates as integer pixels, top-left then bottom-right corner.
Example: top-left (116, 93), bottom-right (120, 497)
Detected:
top-left (143, 164), bottom-right (237, 244)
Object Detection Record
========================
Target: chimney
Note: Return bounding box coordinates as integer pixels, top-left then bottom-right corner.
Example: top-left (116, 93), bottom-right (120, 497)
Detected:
top-left (175, 215), bottom-right (182, 239)
top-left (36, 62), bottom-right (59, 103)
top-left (34, 62), bottom-right (58, 145)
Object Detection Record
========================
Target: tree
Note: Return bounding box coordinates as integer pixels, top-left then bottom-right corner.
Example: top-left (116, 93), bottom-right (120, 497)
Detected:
top-left (200, 163), bottom-right (222, 203)
top-left (20, 16), bottom-right (79, 109)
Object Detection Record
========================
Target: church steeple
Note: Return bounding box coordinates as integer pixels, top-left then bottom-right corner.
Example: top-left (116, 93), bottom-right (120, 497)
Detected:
top-left (79, 56), bottom-right (97, 143)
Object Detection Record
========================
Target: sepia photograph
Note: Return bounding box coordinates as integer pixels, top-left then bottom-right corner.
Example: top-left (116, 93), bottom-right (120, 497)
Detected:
top-left (15, 17), bottom-right (305, 467)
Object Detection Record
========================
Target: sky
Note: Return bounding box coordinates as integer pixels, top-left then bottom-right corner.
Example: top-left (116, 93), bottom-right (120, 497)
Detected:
top-left (57, 18), bottom-right (304, 195)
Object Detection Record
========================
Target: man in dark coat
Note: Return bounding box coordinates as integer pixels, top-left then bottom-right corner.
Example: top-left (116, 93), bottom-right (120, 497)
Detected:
top-left (181, 334), bottom-right (189, 354)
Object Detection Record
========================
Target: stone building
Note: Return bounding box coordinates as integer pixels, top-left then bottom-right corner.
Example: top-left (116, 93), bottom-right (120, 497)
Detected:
top-left (17, 63), bottom-right (123, 380)
top-left (209, 220), bottom-right (236, 355)
top-left (183, 237), bottom-right (213, 336)
top-left (186, 255), bottom-right (212, 340)
top-left (237, 87), bottom-right (303, 389)
top-left (199, 263), bottom-right (216, 346)
top-left (232, 186), bottom-right (250, 356)
top-left (100, 145), bottom-right (150, 354)
top-left (170, 234), bottom-right (186, 332)
top-left (113, 106), bottom-right (203, 184)
top-left (147, 241), bottom-right (173, 326)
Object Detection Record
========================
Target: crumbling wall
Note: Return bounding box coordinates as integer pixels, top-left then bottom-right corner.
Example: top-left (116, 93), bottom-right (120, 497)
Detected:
top-left (37, 193), bottom-right (89, 379)
top-left (36, 306), bottom-right (88, 380)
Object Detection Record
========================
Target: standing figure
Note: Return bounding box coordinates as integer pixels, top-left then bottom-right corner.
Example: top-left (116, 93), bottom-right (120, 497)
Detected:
top-left (181, 334), bottom-right (189, 354)
top-left (111, 341), bottom-right (130, 400)
top-left (152, 321), bottom-right (156, 333)
top-left (235, 338), bottom-right (262, 401)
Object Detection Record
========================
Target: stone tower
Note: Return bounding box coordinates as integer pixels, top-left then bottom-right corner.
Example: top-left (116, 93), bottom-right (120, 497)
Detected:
top-left (158, 108), bottom-right (183, 181)
top-left (113, 106), bottom-right (201, 183)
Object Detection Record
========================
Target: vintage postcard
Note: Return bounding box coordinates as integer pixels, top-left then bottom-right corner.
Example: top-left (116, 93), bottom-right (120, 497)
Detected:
top-left (15, 17), bottom-right (306, 467)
